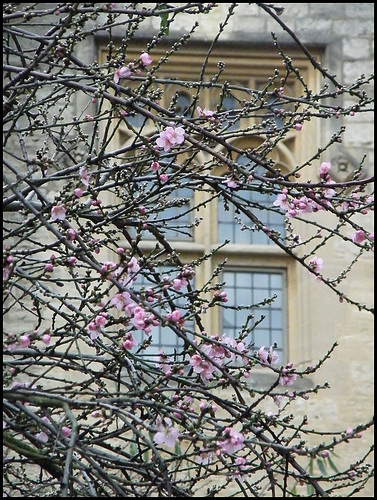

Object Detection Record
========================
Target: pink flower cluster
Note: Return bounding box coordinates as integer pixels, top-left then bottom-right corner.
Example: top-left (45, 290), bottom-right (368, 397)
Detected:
top-left (350, 229), bottom-right (372, 245)
top-left (231, 456), bottom-right (248, 483)
top-left (279, 362), bottom-right (297, 386)
top-left (308, 256), bottom-right (323, 275)
top-left (114, 53), bottom-right (152, 84)
top-left (257, 345), bottom-right (279, 367)
top-left (171, 265), bottom-right (194, 291)
top-left (156, 126), bottom-right (185, 152)
top-left (214, 290), bottom-right (228, 302)
top-left (101, 256), bottom-right (140, 285)
top-left (196, 448), bottom-right (215, 465)
top-left (132, 306), bottom-right (159, 334)
top-left (172, 276), bottom-right (188, 290)
top-left (110, 291), bottom-right (158, 335)
top-left (273, 161), bottom-right (339, 219)
top-left (273, 189), bottom-right (328, 219)
top-left (217, 427), bottom-right (245, 455)
top-left (189, 334), bottom-right (247, 382)
top-left (343, 192), bottom-right (373, 213)
top-left (166, 309), bottom-right (185, 327)
top-left (87, 312), bottom-right (108, 340)
top-left (319, 161), bottom-right (332, 180)
top-left (120, 332), bottom-right (138, 350)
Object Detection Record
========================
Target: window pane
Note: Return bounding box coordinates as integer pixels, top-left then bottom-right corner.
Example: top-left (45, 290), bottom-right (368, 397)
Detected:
top-left (217, 155), bottom-right (286, 245)
top-left (221, 270), bottom-right (285, 360)
top-left (131, 174), bottom-right (194, 241)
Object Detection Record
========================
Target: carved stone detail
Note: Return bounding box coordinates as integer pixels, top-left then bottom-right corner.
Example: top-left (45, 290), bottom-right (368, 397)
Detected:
top-left (330, 151), bottom-right (362, 183)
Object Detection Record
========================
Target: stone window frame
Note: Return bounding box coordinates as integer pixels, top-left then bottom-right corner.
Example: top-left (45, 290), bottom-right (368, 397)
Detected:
top-left (99, 43), bottom-right (321, 365)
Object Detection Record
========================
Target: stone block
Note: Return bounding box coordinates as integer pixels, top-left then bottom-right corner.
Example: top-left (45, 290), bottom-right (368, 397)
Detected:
top-left (333, 19), bottom-right (374, 37)
top-left (343, 37), bottom-right (371, 60)
top-left (343, 59), bottom-right (374, 84)
top-left (345, 3), bottom-right (375, 19)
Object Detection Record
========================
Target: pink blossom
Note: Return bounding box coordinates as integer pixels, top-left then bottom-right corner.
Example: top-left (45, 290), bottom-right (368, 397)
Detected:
top-left (44, 263), bottom-right (54, 273)
top-left (87, 312), bottom-right (107, 340)
top-left (19, 335), bottom-right (31, 348)
top-left (51, 205), bottom-right (66, 221)
top-left (197, 106), bottom-right (215, 119)
top-left (68, 256), bottom-right (77, 267)
top-left (66, 229), bottom-right (76, 241)
top-left (3, 264), bottom-right (11, 281)
top-left (156, 351), bottom-right (172, 374)
top-left (140, 52), bottom-right (153, 66)
top-left (61, 426), bottom-right (71, 438)
top-left (279, 364), bottom-right (297, 386)
top-left (95, 313), bottom-right (107, 327)
top-left (114, 66), bottom-right (132, 84)
top-left (101, 260), bottom-right (118, 276)
top-left (79, 166), bottom-right (91, 188)
top-left (74, 188), bottom-right (83, 198)
top-left (160, 173), bottom-right (168, 182)
top-left (189, 353), bottom-right (202, 369)
top-left (110, 291), bottom-right (132, 310)
top-left (153, 417), bottom-right (180, 448)
top-left (293, 196), bottom-right (315, 215)
top-left (322, 180), bottom-right (336, 198)
top-left (218, 428), bottom-right (245, 455)
top-left (220, 334), bottom-right (247, 361)
top-left (131, 306), bottom-right (157, 333)
top-left (121, 333), bottom-right (138, 350)
top-left (319, 161), bottom-right (332, 178)
top-left (257, 346), bottom-right (279, 367)
top-left (295, 123), bottom-right (303, 131)
top-left (156, 126), bottom-right (185, 152)
top-left (132, 306), bottom-right (148, 330)
top-left (272, 395), bottom-right (284, 407)
top-left (170, 310), bottom-right (182, 323)
top-left (231, 456), bottom-right (248, 483)
top-left (273, 191), bottom-right (290, 211)
top-left (308, 256), bottom-right (323, 274)
top-left (127, 256), bottom-right (140, 277)
top-left (172, 277), bottom-right (188, 291)
top-left (151, 161), bottom-right (160, 171)
top-left (42, 334), bottom-right (51, 346)
top-left (35, 431), bottom-right (49, 443)
top-left (196, 448), bottom-right (215, 465)
top-left (350, 229), bottom-right (366, 244)
top-left (214, 290), bottom-right (228, 302)
top-left (224, 177), bottom-right (239, 189)
top-left (189, 353), bottom-right (218, 382)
